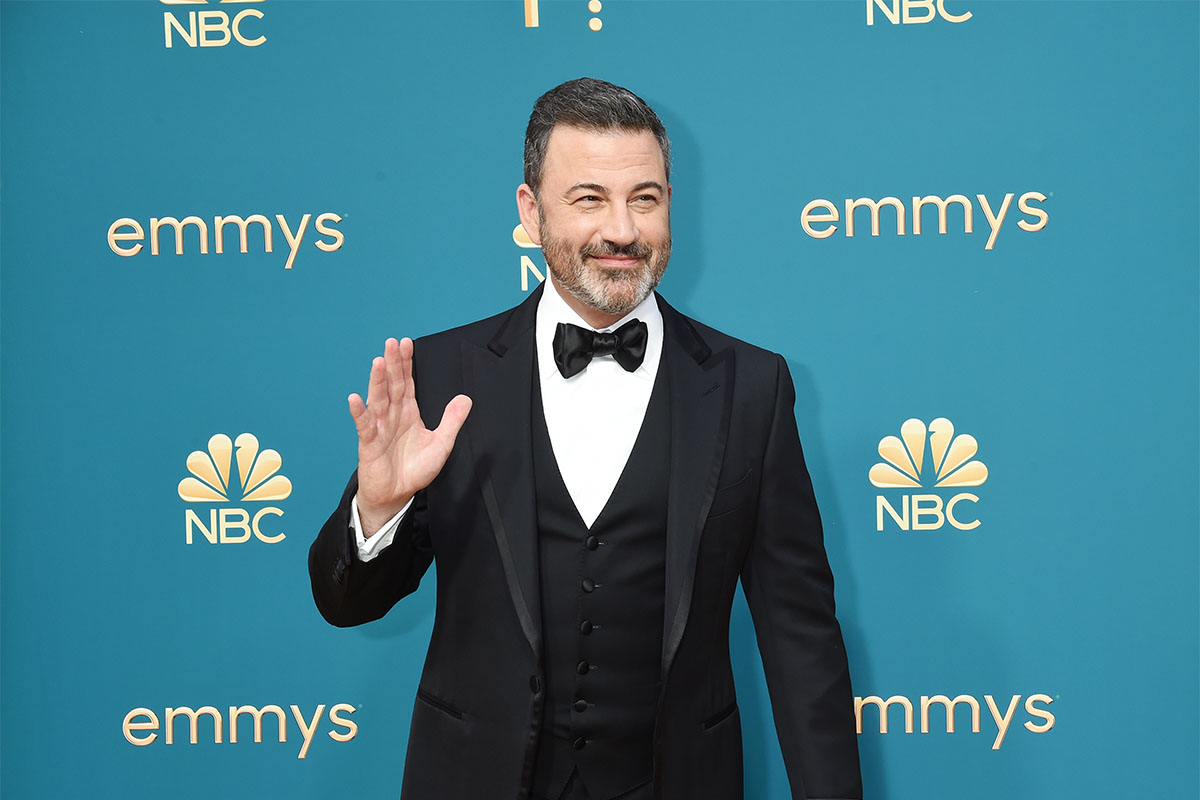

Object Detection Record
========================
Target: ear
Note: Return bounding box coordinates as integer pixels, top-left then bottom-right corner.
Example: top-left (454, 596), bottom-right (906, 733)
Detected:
top-left (515, 184), bottom-right (542, 245)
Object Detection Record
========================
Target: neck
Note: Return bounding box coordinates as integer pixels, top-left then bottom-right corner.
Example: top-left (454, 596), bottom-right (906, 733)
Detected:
top-left (550, 276), bottom-right (628, 329)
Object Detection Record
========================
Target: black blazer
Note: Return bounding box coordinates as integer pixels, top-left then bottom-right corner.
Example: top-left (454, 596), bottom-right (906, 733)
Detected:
top-left (309, 286), bottom-right (862, 800)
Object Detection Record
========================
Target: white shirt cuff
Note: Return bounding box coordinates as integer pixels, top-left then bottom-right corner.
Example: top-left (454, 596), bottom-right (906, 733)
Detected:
top-left (351, 494), bottom-right (413, 562)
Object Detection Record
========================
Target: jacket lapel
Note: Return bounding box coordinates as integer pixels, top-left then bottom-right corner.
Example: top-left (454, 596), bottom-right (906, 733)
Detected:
top-left (461, 285), bottom-right (543, 655)
top-left (658, 295), bottom-right (734, 680)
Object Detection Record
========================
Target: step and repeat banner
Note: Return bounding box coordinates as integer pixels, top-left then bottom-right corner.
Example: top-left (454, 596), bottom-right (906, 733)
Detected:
top-left (2, 1), bottom-right (1197, 798)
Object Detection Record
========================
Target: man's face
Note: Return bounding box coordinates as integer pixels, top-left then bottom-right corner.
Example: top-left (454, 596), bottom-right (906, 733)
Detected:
top-left (518, 125), bottom-right (672, 321)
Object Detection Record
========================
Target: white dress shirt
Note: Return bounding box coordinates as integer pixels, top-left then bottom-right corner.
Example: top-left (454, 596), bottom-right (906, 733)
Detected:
top-left (351, 278), bottom-right (664, 561)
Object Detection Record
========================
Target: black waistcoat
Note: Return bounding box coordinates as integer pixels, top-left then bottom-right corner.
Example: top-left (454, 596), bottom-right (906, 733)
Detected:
top-left (531, 362), bottom-right (670, 800)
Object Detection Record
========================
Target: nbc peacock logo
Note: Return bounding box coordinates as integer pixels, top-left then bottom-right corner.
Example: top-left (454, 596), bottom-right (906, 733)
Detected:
top-left (178, 433), bottom-right (292, 544)
top-left (869, 418), bottom-right (987, 532)
top-left (514, 223), bottom-right (547, 292)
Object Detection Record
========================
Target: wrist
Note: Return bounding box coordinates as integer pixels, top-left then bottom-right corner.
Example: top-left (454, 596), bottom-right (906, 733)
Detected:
top-left (358, 496), bottom-right (412, 538)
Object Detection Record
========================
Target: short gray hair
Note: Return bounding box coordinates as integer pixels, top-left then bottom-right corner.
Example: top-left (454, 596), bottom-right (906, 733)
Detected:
top-left (523, 77), bottom-right (670, 195)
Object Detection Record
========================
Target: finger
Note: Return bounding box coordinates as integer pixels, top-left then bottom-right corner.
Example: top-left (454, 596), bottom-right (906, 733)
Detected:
top-left (364, 355), bottom-right (388, 412)
top-left (399, 337), bottom-right (416, 402)
top-left (432, 394), bottom-right (473, 449)
top-left (348, 393), bottom-right (377, 441)
top-left (384, 337), bottom-right (404, 404)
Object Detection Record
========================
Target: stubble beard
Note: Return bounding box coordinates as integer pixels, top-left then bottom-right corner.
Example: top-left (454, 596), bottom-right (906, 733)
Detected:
top-left (538, 215), bottom-right (672, 317)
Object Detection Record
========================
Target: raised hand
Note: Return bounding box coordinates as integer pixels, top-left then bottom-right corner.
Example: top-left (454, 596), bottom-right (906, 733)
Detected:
top-left (348, 337), bottom-right (472, 537)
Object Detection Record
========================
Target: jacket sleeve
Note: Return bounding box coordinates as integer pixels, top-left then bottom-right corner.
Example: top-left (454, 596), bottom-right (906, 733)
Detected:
top-left (740, 355), bottom-right (862, 800)
top-left (308, 469), bottom-right (434, 628)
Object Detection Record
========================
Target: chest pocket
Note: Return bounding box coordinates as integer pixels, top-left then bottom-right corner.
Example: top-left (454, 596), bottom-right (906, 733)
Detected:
top-left (706, 467), bottom-right (755, 520)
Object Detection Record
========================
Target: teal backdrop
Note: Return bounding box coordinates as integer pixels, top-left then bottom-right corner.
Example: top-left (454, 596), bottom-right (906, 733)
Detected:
top-left (2, 1), bottom-right (1198, 798)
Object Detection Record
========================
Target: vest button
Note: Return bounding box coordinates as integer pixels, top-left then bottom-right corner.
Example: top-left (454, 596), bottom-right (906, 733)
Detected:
top-left (585, 535), bottom-right (599, 550)
top-left (574, 699), bottom-right (588, 712)
top-left (576, 660), bottom-right (590, 675)
top-left (572, 737), bottom-right (587, 750)
top-left (581, 578), bottom-right (595, 593)
top-left (529, 675), bottom-right (541, 694)
top-left (580, 620), bottom-right (593, 635)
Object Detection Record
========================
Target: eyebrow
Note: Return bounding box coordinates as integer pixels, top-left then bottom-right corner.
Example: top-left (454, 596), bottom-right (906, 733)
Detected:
top-left (565, 181), bottom-right (665, 195)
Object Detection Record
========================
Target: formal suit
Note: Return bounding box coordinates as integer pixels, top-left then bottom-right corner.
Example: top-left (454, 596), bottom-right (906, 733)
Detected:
top-left (308, 284), bottom-right (862, 800)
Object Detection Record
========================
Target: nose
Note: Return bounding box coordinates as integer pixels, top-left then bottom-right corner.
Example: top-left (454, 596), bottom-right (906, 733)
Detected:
top-left (599, 203), bottom-right (638, 247)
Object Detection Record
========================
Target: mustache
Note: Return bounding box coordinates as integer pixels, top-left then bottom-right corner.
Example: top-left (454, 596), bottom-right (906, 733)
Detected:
top-left (581, 241), bottom-right (653, 259)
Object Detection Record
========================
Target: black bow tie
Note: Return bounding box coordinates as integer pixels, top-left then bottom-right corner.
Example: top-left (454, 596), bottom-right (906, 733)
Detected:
top-left (553, 319), bottom-right (648, 379)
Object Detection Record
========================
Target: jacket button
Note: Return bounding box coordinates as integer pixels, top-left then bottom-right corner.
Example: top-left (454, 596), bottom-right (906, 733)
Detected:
top-left (581, 578), bottom-right (595, 593)
top-left (576, 660), bottom-right (590, 676)
top-left (574, 699), bottom-right (588, 713)
top-left (529, 675), bottom-right (542, 694)
top-left (572, 737), bottom-right (587, 750)
top-left (585, 535), bottom-right (599, 551)
top-left (580, 620), bottom-right (593, 635)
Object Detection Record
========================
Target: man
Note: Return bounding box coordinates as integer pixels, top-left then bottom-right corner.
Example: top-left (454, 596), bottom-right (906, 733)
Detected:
top-left (309, 78), bottom-right (861, 800)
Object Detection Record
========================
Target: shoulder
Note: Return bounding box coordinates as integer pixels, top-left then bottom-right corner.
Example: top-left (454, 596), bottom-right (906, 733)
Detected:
top-left (661, 298), bottom-right (785, 379)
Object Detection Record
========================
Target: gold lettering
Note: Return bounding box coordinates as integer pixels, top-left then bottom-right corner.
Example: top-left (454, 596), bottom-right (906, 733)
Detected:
top-left (165, 706), bottom-right (222, 745)
top-left (123, 708), bottom-right (160, 746)
top-left (855, 695), bottom-right (914, 734)
top-left (984, 694), bottom-right (1020, 750)
top-left (108, 218), bottom-right (146, 257)
top-left (976, 193), bottom-right (1014, 251)
top-left (845, 196), bottom-right (905, 238)
top-left (876, 495), bottom-right (908, 531)
top-left (313, 213), bottom-right (344, 252)
top-left (1017, 191), bottom-right (1049, 232)
top-left (920, 694), bottom-right (981, 733)
top-left (150, 216), bottom-right (209, 256)
top-left (903, 0), bottom-right (936, 24)
top-left (291, 704), bottom-right (325, 759)
top-left (185, 508), bottom-right (219, 545)
top-left (912, 194), bottom-right (972, 235)
top-left (198, 10), bottom-right (231, 47)
top-left (164, 12), bottom-right (197, 48)
top-left (946, 493), bottom-right (980, 530)
top-left (214, 215), bottom-right (273, 255)
top-left (231, 8), bottom-right (266, 47)
top-left (276, 213), bottom-right (311, 270)
top-left (911, 494), bottom-right (944, 530)
top-left (801, 199), bottom-right (840, 238)
top-left (219, 508), bottom-right (251, 544)
top-left (937, 0), bottom-right (972, 22)
top-left (1024, 694), bottom-right (1055, 733)
top-left (252, 507), bottom-right (286, 544)
top-left (229, 704), bottom-right (287, 744)
top-left (521, 255), bottom-right (545, 292)
top-left (867, 0), bottom-right (900, 25)
top-left (327, 704), bottom-right (358, 742)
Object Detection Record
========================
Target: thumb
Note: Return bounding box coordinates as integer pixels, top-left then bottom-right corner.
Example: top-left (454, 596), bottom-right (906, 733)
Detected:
top-left (432, 394), bottom-right (473, 448)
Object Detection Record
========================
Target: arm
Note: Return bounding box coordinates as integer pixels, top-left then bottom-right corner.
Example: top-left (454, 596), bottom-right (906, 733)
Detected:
top-left (740, 355), bottom-right (862, 800)
top-left (308, 336), bottom-right (471, 627)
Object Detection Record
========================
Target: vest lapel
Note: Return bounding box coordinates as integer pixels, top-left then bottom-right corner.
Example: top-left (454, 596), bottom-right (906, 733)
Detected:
top-left (461, 286), bottom-right (542, 655)
top-left (658, 295), bottom-right (734, 680)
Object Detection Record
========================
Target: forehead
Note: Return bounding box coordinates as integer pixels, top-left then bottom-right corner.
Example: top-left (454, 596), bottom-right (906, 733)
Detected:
top-left (542, 125), bottom-right (667, 188)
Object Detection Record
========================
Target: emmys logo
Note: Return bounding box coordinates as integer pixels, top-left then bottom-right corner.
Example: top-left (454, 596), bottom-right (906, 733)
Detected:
top-left (855, 693), bottom-right (1055, 750)
top-left (801, 192), bottom-right (1048, 250)
top-left (178, 433), bottom-right (292, 544)
top-left (867, 0), bottom-right (971, 25)
top-left (524, 0), bottom-right (606, 31)
top-left (162, 0), bottom-right (266, 48)
top-left (869, 418), bottom-right (987, 532)
top-left (123, 702), bottom-right (358, 759)
top-left (107, 212), bottom-right (344, 270)
top-left (514, 223), bottom-right (547, 292)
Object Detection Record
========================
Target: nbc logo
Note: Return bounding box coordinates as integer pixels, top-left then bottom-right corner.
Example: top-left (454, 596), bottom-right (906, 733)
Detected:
top-left (162, 0), bottom-right (266, 49)
top-left (178, 433), bottom-right (292, 544)
top-left (869, 418), bottom-right (987, 531)
top-left (514, 223), bottom-right (547, 292)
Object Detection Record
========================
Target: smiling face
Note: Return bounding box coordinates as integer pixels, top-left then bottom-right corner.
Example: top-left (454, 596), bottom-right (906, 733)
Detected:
top-left (517, 125), bottom-right (672, 328)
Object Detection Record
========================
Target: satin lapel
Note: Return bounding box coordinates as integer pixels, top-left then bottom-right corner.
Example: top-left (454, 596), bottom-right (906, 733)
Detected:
top-left (461, 287), bottom-right (542, 655)
top-left (658, 297), bottom-right (733, 680)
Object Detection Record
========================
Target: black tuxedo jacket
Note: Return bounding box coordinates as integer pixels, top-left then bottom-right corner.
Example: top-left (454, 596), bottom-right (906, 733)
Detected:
top-left (309, 286), bottom-right (862, 800)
